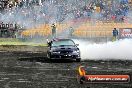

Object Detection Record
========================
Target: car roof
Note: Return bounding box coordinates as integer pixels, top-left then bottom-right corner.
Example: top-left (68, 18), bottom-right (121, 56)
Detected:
top-left (52, 38), bottom-right (73, 42)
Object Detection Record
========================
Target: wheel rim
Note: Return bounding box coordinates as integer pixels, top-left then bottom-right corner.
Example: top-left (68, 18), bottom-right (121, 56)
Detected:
top-left (47, 53), bottom-right (50, 58)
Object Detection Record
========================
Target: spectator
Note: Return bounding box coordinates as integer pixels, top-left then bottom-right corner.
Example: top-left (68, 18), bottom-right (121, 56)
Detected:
top-left (69, 27), bottom-right (74, 37)
top-left (112, 28), bottom-right (119, 41)
top-left (51, 23), bottom-right (56, 38)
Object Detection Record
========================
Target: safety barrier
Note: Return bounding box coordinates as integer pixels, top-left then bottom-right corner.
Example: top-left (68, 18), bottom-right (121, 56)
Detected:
top-left (21, 21), bottom-right (132, 38)
top-left (21, 23), bottom-right (71, 37)
top-left (73, 22), bottom-right (132, 37)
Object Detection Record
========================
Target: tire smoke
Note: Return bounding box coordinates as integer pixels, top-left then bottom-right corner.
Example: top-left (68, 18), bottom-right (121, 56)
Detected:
top-left (74, 39), bottom-right (132, 60)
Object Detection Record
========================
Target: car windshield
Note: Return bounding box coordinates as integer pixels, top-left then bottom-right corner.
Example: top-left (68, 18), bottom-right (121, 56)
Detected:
top-left (52, 40), bottom-right (75, 47)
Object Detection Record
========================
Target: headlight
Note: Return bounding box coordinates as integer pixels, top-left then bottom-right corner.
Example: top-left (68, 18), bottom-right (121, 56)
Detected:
top-left (73, 50), bottom-right (80, 53)
top-left (51, 47), bottom-right (56, 51)
top-left (52, 51), bottom-right (60, 54)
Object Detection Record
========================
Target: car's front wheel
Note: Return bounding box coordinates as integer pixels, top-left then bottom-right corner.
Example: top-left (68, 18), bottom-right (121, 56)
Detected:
top-left (46, 52), bottom-right (51, 59)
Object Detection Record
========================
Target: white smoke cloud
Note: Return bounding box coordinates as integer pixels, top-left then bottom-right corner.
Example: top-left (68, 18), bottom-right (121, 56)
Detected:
top-left (74, 39), bottom-right (132, 60)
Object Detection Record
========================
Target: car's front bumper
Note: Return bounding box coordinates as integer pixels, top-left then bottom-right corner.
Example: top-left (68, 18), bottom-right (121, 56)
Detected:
top-left (50, 53), bottom-right (80, 59)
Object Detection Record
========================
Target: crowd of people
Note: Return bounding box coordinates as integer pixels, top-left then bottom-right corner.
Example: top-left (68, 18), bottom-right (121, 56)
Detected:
top-left (72, 0), bottom-right (131, 22)
top-left (0, 22), bottom-right (19, 38)
top-left (0, 0), bottom-right (43, 10)
top-left (0, 0), bottom-right (131, 22)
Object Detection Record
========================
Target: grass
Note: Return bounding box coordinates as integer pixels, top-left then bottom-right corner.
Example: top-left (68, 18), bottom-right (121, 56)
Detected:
top-left (0, 38), bottom-right (47, 46)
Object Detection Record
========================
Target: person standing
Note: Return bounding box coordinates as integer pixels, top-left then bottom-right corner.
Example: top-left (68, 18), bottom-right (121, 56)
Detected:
top-left (69, 27), bottom-right (74, 37)
top-left (51, 23), bottom-right (56, 39)
top-left (112, 28), bottom-right (119, 41)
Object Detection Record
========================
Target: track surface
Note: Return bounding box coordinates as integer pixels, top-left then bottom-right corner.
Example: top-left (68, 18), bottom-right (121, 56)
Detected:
top-left (0, 51), bottom-right (132, 88)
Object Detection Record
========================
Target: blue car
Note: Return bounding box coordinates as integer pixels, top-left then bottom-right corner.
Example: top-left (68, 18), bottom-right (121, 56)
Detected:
top-left (46, 39), bottom-right (81, 62)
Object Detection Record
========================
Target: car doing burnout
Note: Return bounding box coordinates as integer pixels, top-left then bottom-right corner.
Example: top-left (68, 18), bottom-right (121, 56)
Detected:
top-left (47, 39), bottom-right (81, 62)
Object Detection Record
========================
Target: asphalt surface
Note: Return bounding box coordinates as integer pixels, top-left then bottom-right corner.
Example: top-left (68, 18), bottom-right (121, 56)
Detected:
top-left (0, 51), bottom-right (132, 88)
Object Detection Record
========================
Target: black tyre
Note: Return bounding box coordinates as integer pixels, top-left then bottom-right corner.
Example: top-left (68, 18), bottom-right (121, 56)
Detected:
top-left (76, 58), bottom-right (81, 62)
top-left (46, 52), bottom-right (51, 59)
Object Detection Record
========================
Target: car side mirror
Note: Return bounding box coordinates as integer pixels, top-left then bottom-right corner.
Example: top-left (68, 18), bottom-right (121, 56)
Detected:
top-left (76, 44), bottom-right (79, 46)
top-left (47, 42), bottom-right (51, 47)
top-left (47, 42), bottom-right (50, 47)
top-left (47, 41), bottom-right (52, 47)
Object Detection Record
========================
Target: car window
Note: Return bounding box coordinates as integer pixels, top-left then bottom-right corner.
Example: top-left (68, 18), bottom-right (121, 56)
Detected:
top-left (52, 40), bottom-right (75, 47)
